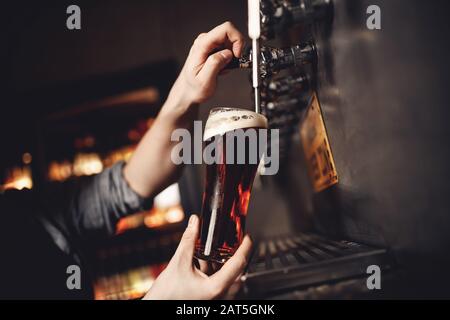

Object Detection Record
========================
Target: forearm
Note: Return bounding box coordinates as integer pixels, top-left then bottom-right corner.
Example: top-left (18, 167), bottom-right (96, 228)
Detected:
top-left (123, 82), bottom-right (199, 199)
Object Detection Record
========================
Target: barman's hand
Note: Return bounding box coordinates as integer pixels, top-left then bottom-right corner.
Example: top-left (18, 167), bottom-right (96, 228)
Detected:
top-left (143, 215), bottom-right (252, 300)
top-left (166, 21), bottom-right (245, 113)
top-left (124, 21), bottom-right (245, 199)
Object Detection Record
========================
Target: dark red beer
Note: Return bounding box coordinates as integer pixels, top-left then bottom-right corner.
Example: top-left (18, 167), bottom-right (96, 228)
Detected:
top-left (195, 108), bottom-right (268, 263)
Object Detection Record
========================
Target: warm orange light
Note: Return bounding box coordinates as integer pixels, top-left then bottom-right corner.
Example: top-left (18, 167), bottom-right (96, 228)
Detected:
top-left (48, 160), bottom-right (72, 182)
top-left (165, 206), bottom-right (184, 224)
top-left (127, 129), bottom-right (141, 142)
top-left (144, 210), bottom-right (166, 228)
top-left (1, 166), bottom-right (33, 191)
top-left (103, 146), bottom-right (135, 167)
top-left (115, 211), bottom-right (146, 234)
top-left (22, 152), bottom-right (32, 165)
top-left (47, 146), bottom-right (136, 182)
top-left (73, 153), bottom-right (103, 176)
top-left (94, 263), bottom-right (167, 300)
top-left (143, 205), bottom-right (185, 229)
top-left (84, 136), bottom-right (95, 148)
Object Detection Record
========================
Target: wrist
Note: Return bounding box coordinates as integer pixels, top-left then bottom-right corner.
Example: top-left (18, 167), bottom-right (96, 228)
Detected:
top-left (160, 81), bottom-right (198, 124)
top-left (163, 76), bottom-right (192, 113)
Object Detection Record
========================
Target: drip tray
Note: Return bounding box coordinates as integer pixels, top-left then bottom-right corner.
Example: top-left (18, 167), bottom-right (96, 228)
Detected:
top-left (240, 233), bottom-right (393, 298)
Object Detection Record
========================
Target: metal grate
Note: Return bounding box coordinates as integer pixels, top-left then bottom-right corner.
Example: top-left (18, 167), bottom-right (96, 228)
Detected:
top-left (241, 233), bottom-right (392, 298)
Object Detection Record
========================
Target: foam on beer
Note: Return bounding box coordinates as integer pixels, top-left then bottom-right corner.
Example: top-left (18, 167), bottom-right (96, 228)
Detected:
top-left (203, 108), bottom-right (268, 141)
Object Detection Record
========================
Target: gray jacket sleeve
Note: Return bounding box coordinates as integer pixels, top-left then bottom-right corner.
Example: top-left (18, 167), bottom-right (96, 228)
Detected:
top-left (38, 161), bottom-right (152, 246)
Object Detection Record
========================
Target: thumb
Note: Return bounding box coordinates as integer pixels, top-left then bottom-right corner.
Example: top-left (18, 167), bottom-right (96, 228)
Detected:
top-left (197, 49), bottom-right (233, 85)
top-left (173, 214), bottom-right (200, 265)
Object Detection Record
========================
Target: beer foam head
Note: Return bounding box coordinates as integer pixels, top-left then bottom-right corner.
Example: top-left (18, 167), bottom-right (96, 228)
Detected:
top-left (204, 107), bottom-right (268, 141)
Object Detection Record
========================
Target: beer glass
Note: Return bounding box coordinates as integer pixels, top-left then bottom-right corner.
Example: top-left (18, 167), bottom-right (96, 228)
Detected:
top-left (195, 107), bottom-right (268, 263)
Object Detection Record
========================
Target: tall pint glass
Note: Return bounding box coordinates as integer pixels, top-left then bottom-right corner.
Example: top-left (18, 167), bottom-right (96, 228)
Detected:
top-left (195, 107), bottom-right (268, 263)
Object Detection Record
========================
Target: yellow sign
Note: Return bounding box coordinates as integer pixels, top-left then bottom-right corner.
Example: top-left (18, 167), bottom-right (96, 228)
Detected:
top-left (300, 93), bottom-right (338, 192)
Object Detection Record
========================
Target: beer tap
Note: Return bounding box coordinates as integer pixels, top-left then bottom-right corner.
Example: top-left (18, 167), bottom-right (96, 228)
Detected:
top-left (259, 42), bottom-right (317, 77)
top-left (262, 96), bottom-right (307, 115)
top-left (260, 0), bottom-right (333, 40)
top-left (262, 73), bottom-right (310, 99)
top-left (226, 41), bottom-right (317, 77)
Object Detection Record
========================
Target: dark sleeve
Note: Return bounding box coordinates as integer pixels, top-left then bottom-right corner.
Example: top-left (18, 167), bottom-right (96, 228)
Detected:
top-left (37, 161), bottom-right (152, 242)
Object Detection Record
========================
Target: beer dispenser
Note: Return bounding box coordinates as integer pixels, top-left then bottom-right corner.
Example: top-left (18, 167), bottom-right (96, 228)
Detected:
top-left (236, 0), bottom-right (450, 299)
top-left (236, 0), bottom-right (398, 299)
